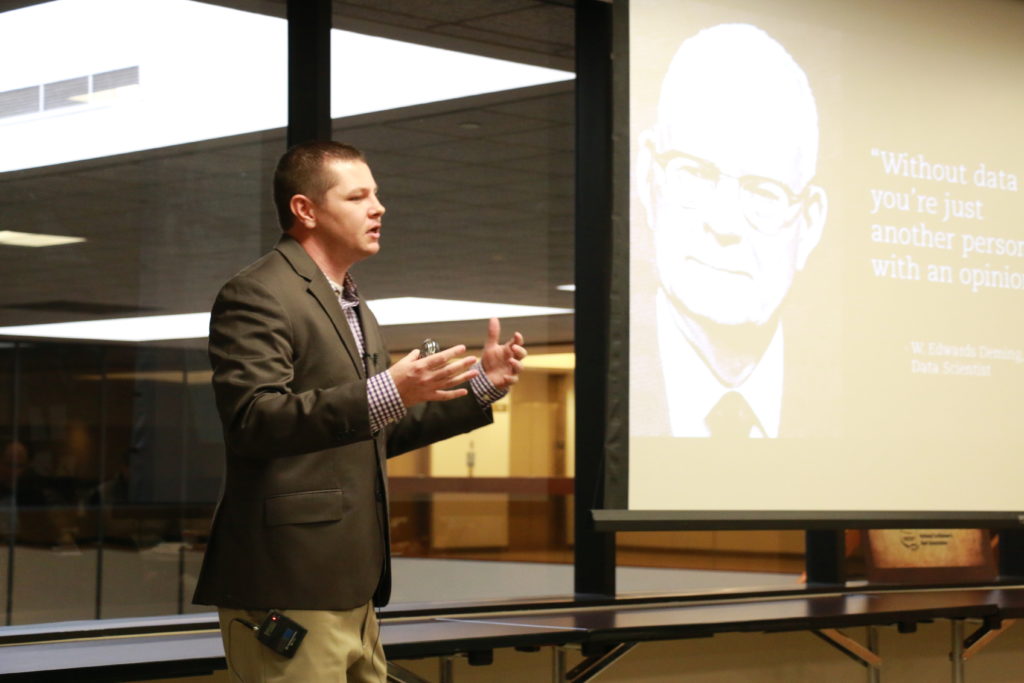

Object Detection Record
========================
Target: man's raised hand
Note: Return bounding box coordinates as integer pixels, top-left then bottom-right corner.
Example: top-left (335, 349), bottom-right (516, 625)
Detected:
top-left (388, 344), bottom-right (479, 407)
top-left (481, 317), bottom-right (527, 391)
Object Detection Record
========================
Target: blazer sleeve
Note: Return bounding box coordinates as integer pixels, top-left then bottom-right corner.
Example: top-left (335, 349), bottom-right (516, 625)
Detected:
top-left (208, 275), bottom-right (373, 458)
top-left (384, 391), bottom-right (493, 458)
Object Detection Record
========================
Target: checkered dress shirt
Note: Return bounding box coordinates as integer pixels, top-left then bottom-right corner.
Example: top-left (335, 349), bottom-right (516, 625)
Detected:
top-left (327, 274), bottom-right (505, 434)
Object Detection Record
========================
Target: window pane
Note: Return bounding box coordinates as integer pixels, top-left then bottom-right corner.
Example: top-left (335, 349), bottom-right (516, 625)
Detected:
top-left (0, 0), bottom-right (287, 173)
top-left (0, 344), bottom-right (13, 622)
top-left (329, 6), bottom-right (576, 605)
top-left (10, 344), bottom-right (103, 624)
top-left (0, 0), bottom-right (282, 625)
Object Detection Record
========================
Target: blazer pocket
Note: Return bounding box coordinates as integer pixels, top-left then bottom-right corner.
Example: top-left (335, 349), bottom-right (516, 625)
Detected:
top-left (264, 489), bottom-right (345, 526)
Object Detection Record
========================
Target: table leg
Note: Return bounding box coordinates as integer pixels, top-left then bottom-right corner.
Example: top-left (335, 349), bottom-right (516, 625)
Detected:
top-left (552, 645), bottom-right (567, 682)
top-left (951, 620), bottom-right (965, 683)
top-left (439, 655), bottom-right (455, 683)
top-left (867, 626), bottom-right (880, 683)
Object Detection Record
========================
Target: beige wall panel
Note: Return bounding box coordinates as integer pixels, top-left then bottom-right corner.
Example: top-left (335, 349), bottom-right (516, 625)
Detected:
top-left (430, 493), bottom-right (509, 549)
top-left (509, 371), bottom-right (555, 477)
top-left (430, 398), bottom-right (510, 478)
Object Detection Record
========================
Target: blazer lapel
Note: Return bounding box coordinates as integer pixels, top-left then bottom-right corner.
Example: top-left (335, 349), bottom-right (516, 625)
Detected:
top-left (275, 236), bottom-right (365, 378)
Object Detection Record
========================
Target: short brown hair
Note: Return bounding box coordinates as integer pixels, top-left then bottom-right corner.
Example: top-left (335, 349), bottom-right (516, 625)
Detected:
top-left (273, 141), bottom-right (366, 230)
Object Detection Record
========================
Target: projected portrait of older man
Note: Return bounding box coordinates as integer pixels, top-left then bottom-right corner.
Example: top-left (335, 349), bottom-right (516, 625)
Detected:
top-left (633, 23), bottom-right (827, 438)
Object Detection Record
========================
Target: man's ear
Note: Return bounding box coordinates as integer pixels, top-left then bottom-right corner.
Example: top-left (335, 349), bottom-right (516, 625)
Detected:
top-left (289, 194), bottom-right (317, 229)
top-left (795, 184), bottom-right (827, 271)
top-left (636, 130), bottom-right (658, 230)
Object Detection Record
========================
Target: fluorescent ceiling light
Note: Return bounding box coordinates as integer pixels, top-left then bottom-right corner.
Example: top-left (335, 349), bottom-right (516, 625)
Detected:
top-left (368, 298), bottom-right (572, 326)
top-left (0, 313), bottom-right (210, 342)
top-left (68, 84), bottom-right (141, 106)
top-left (556, 284), bottom-right (575, 292)
top-left (0, 230), bottom-right (86, 247)
top-left (0, 0), bottom-right (573, 173)
top-left (329, 32), bottom-right (571, 119)
top-left (0, 299), bottom-right (572, 342)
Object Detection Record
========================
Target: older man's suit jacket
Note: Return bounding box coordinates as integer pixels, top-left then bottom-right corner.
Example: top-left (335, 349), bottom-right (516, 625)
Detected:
top-left (630, 274), bottom-right (841, 438)
top-left (193, 236), bottom-right (491, 611)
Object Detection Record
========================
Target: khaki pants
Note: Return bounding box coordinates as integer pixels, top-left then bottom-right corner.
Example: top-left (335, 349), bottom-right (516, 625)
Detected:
top-left (218, 603), bottom-right (385, 683)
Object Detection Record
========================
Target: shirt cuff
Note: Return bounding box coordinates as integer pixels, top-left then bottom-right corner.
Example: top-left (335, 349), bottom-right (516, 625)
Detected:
top-left (368, 371), bottom-right (406, 433)
top-left (470, 362), bottom-right (507, 406)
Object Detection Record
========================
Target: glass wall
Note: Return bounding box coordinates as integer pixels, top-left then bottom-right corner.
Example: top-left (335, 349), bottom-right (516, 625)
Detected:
top-left (0, 0), bottom-right (283, 624)
top-left (1, 343), bottom-right (12, 622)
top-left (0, 0), bottom-right (582, 623)
top-left (1, 0), bottom-right (806, 627)
top-left (326, 3), bottom-right (579, 605)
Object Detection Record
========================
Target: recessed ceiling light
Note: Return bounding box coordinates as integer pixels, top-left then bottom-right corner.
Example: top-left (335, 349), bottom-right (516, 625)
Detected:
top-left (0, 230), bottom-right (86, 247)
top-left (68, 84), bottom-right (141, 106)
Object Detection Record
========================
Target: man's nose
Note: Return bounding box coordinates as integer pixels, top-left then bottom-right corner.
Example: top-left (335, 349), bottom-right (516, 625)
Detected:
top-left (371, 196), bottom-right (385, 216)
top-left (702, 176), bottom-right (747, 242)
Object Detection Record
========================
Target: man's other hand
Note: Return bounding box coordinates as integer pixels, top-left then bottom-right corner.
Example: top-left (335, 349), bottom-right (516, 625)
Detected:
top-left (481, 317), bottom-right (527, 390)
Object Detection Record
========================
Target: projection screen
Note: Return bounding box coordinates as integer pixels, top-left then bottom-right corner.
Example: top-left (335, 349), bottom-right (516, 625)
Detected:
top-left (620, 0), bottom-right (1024, 523)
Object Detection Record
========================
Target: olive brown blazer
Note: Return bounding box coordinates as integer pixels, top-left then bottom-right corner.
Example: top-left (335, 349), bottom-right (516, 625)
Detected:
top-left (192, 235), bottom-right (491, 610)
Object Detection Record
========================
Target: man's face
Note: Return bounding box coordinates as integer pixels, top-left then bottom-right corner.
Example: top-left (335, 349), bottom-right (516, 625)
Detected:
top-left (642, 25), bottom-right (825, 329)
top-left (648, 129), bottom-right (815, 328)
top-left (309, 159), bottom-right (386, 265)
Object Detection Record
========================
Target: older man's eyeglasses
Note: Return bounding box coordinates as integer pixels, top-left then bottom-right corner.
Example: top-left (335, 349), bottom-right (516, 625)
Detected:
top-left (652, 148), bottom-right (810, 236)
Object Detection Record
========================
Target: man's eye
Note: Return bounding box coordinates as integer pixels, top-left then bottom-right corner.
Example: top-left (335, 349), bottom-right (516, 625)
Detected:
top-left (677, 162), bottom-right (716, 181)
top-left (743, 181), bottom-right (786, 202)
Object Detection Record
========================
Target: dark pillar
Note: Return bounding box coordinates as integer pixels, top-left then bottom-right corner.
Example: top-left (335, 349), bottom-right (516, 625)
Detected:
top-left (287, 0), bottom-right (331, 148)
top-left (998, 529), bottom-right (1024, 580)
top-left (574, 0), bottom-right (616, 600)
top-left (805, 530), bottom-right (846, 586)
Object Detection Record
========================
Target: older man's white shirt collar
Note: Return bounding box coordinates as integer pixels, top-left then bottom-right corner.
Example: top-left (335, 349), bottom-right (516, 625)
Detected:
top-left (655, 288), bottom-right (784, 438)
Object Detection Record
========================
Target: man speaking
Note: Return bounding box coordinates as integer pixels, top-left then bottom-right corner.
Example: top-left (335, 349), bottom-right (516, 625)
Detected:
top-left (633, 23), bottom-right (828, 438)
top-left (194, 141), bottom-right (526, 681)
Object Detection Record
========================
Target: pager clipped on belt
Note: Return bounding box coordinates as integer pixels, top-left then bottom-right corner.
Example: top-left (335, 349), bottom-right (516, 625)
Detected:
top-left (256, 610), bottom-right (307, 658)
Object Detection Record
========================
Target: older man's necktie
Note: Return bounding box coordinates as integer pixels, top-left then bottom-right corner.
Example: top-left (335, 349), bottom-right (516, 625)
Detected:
top-left (705, 391), bottom-right (759, 437)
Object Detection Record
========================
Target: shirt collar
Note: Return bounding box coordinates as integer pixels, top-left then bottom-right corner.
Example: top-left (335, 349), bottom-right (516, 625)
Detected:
top-left (655, 288), bottom-right (784, 438)
top-left (325, 272), bottom-right (361, 307)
